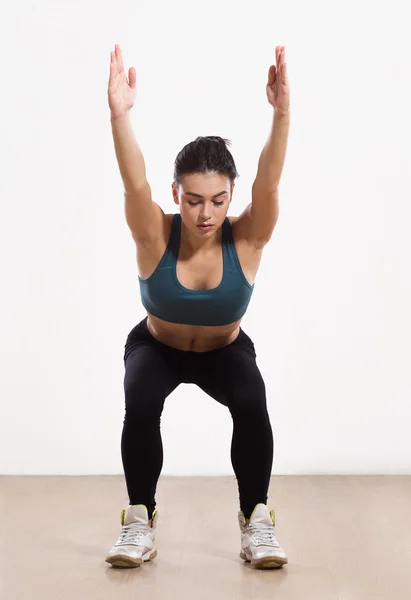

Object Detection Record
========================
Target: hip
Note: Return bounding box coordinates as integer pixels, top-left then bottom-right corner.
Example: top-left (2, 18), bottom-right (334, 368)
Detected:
top-left (124, 315), bottom-right (256, 362)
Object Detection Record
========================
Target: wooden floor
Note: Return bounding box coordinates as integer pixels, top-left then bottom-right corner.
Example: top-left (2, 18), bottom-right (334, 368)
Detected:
top-left (1, 475), bottom-right (410, 600)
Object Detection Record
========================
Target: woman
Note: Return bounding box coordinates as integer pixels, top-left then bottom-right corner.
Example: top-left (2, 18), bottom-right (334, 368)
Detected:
top-left (105, 44), bottom-right (290, 570)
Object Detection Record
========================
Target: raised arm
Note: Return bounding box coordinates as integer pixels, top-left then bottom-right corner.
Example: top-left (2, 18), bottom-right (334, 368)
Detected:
top-left (108, 45), bottom-right (164, 245)
top-left (234, 46), bottom-right (290, 249)
top-left (250, 46), bottom-right (290, 243)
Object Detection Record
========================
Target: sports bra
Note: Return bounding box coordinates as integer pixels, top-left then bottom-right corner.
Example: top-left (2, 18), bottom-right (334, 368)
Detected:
top-left (138, 213), bottom-right (254, 326)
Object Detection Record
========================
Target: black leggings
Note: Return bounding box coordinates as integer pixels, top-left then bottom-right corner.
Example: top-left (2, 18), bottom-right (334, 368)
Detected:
top-left (121, 317), bottom-right (274, 520)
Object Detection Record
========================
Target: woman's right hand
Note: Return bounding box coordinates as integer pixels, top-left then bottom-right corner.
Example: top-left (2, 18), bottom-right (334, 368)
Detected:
top-left (108, 45), bottom-right (136, 119)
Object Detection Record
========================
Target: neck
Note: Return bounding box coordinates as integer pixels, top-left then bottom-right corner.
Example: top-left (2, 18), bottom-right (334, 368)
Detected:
top-left (180, 220), bottom-right (223, 254)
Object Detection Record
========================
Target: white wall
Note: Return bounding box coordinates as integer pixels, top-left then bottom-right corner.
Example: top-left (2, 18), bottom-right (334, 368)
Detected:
top-left (1, 0), bottom-right (410, 475)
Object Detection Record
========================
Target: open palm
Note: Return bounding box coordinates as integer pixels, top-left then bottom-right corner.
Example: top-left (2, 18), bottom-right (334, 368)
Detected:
top-left (266, 46), bottom-right (290, 115)
top-left (108, 45), bottom-right (137, 119)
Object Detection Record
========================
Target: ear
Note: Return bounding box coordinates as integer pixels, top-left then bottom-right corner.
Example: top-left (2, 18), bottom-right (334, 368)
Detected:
top-left (171, 183), bottom-right (179, 206)
top-left (230, 183), bottom-right (235, 201)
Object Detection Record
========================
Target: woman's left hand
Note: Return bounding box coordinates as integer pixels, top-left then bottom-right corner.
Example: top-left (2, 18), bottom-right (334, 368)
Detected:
top-left (266, 46), bottom-right (290, 115)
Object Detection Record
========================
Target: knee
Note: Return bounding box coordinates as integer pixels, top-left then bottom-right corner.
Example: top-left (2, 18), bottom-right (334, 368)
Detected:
top-left (227, 382), bottom-right (268, 415)
top-left (124, 382), bottom-right (165, 422)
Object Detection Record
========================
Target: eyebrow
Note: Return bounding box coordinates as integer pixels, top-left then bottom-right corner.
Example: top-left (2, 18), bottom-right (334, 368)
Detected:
top-left (184, 191), bottom-right (228, 198)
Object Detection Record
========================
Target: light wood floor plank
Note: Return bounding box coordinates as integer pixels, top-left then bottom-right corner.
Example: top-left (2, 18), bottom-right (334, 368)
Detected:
top-left (0, 475), bottom-right (410, 600)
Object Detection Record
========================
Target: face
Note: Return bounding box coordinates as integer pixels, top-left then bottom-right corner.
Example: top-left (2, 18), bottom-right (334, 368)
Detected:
top-left (172, 172), bottom-right (234, 235)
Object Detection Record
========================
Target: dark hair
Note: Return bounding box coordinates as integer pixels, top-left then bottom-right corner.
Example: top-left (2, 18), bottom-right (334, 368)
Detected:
top-left (173, 136), bottom-right (239, 187)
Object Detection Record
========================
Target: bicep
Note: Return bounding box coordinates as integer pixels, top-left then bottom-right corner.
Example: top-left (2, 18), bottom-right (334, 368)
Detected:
top-left (124, 183), bottom-right (165, 245)
top-left (250, 184), bottom-right (279, 244)
top-left (232, 188), bottom-right (279, 249)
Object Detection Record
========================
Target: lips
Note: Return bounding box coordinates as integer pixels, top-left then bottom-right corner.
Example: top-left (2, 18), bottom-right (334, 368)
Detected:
top-left (197, 224), bottom-right (213, 228)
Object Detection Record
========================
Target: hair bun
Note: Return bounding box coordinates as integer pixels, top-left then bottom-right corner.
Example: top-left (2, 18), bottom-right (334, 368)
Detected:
top-left (206, 136), bottom-right (231, 147)
top-left (173, 135), bottom-right (238, 186)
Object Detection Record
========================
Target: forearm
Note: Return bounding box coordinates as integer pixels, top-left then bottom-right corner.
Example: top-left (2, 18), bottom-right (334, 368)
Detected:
top-left (255, 110), bottom-right (290, 190)
top-left (110, 112), bottom-right (148, 193)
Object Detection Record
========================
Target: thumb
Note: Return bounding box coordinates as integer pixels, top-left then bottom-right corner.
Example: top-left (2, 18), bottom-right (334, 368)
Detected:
top-left (267, 65), bottom-right (276, 87)
top-left (128, 66), bottom-right (137, 89)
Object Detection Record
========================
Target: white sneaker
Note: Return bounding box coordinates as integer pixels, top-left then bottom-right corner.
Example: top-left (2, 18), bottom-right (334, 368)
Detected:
top-left (239, 503), bottom-right (288, 569)
top-left (105, 504), bottom-right (158, 568)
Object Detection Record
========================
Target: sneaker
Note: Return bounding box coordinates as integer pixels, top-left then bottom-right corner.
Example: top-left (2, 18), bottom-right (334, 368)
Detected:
top-left (238, 503), bottom-right (288, 569)
top-left (105, 504), bottom-right (158, 568)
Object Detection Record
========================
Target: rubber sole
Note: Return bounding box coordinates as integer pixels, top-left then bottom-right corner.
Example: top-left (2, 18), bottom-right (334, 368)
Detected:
top-left (240, 549), bottom-right (288, 569)
top-left (105, 548), bottom-right (157, 568)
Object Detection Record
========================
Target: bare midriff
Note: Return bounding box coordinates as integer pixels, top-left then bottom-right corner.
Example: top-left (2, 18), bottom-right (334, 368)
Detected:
top-left (146, 312), bottom-right (242, 352)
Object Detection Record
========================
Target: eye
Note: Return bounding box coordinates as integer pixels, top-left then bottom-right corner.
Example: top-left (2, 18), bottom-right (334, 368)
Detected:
top-left (187, 199), bottom-right (225, 207)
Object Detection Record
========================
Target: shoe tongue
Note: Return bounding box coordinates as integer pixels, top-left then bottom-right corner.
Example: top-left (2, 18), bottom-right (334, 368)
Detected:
top-left (249, 504), bottom-right (273, 526)
top-left (122, 504), bottom-right (149, 526)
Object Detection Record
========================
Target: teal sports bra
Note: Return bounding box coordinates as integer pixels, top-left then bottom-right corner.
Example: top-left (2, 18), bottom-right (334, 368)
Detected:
top-left (138, 213), bottom-right (254, 326)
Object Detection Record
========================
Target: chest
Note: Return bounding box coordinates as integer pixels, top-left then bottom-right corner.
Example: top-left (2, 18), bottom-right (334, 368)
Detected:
top-left (136, 231), bottom-right (262, 288)
top-left (176, 248), bottom-right (224, 291)
top-left (177, 239), bottom-right (261, 290)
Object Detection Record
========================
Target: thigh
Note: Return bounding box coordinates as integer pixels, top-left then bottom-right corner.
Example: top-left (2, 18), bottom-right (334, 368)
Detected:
top-left (195, 332), bottom-right (267, 410)
top-left (124, 342), bottom-right (182, 414)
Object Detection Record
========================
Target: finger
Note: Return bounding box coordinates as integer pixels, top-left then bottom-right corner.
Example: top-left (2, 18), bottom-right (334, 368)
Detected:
top-left (277, 51), bottom-right (282, 77)
top-left (109, 51), bottom-right (117, 83)
top-left (268, 64), bottom-right (276, 86)
top-left (281, 63), bottom-right (288, 85)
top-left (112, 48), bottom-right (120, 78)
top-left (115, 44), bottom-right (124, 74)
top-left (282, 62), bottom-right (288, 84)
top-left (113, 46), bottom-right (119, 72)
top-left (128, 66), bottom-right (136, 89)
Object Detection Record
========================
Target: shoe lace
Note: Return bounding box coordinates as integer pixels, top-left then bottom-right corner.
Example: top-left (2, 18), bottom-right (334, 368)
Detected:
top-left (246, 523), bottom-right (280, 547)
top-left (116, 523), bottom-right (147, 546)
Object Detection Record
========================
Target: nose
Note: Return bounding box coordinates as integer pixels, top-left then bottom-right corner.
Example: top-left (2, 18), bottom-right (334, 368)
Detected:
top-left (200, 204), bottom-right (212, 221)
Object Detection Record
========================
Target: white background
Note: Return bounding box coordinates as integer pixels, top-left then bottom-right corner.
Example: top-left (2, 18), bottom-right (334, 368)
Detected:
top-left (1, 0), bottom-right (410, 475)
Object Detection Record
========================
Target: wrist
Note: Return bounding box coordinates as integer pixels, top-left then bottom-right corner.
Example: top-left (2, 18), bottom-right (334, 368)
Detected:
top-left (110, 111), bottom-right (130, 122)
top-left (274, 109), bottom-right (290, 120)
